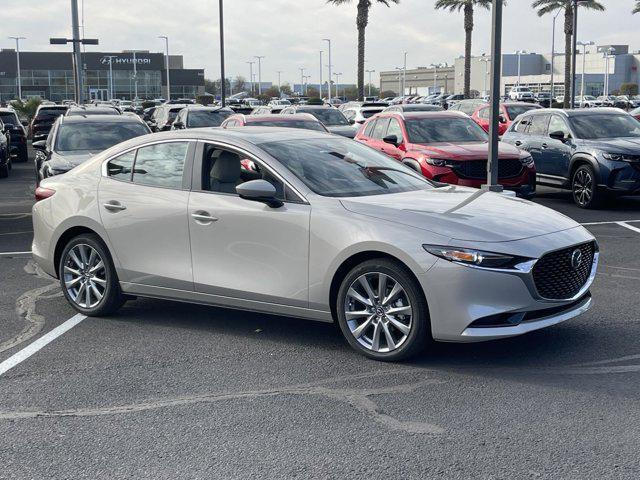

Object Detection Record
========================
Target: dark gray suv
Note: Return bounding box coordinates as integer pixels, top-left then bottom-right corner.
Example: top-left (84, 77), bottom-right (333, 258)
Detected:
top-left (502, 108), bottom-right (640, 208)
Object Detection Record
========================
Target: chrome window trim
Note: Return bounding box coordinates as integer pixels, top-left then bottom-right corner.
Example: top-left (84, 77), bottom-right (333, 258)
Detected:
top-left (197, 139), bottom-right (310, 205)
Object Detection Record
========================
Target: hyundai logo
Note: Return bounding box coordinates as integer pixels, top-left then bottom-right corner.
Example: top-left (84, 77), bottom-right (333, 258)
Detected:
top-left (570, 249), bottom-right (583, 270)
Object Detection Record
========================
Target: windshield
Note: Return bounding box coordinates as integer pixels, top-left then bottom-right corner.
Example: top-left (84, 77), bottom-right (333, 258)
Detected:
top-left (505, 104), bottom-right (538, 119)
top-left (569, 114), bottom-right (640, 139)
top-left (362, 109), bottom-right (384, 118)
top-left (0, 112), bottom-right (19, 124)
top-left (187, 110), bottom-right (233, 127)
top-left (260, 137), bottom-right (432, 197)
top-left (37, 107), bottom-right (67, 119)
top-left (248, 120), bottom-right (327, 132)
top-left (303, 108), bottom-right (349, 126)
top-left (55, 122), bottom-right (149, 152)
top-left (405, 117), bottom-right (488, 144)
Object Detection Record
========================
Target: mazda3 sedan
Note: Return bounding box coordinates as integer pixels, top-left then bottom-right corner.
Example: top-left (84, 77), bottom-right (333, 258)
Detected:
top-left (32, 128), bottom-right (598, 361)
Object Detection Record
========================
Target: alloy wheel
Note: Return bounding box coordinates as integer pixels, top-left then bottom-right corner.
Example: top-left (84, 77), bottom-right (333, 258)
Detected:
top-left (63, 243), bottom-right (107, 309)
top-left (344, 272), bottom-right (413, 353)
top-left (573, 169), bottom-right (593, 207)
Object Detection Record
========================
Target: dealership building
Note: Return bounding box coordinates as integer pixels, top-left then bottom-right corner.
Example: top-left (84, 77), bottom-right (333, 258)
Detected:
top-left (0, 50), bottom-right (205, 102)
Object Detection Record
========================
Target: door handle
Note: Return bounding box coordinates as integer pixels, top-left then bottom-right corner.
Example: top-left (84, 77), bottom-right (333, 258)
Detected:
top-left (541, 143), bottom-right (548, 149)
top-left (191, 212), bottom-right (218, 223)
top-left (103, 201), bottom-right (126, 212)
top-left (514, 141), bottom-right (522, 147)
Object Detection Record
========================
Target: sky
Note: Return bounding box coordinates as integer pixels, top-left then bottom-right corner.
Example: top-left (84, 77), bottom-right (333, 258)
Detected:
top-left (2, 0), bottom-right (638, 86)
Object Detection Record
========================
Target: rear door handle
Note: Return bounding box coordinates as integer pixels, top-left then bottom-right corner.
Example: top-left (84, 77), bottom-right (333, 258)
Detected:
top-left (514, 140), bottom-right (523, 147)
top-left (191, 212), bottom-right (218, 224)
top-left (103, 201), bottom-right (126, 212)
top-left (541, 143), bottom-right (548, 149)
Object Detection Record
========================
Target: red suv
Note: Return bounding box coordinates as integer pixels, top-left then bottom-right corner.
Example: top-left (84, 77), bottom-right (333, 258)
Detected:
top-left (471, 102), bottom-right (541, 136)
top-left (354, 111), bottom-right (536, 197)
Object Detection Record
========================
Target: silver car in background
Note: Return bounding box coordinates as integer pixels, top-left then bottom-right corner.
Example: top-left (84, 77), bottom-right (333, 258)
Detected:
top-left (32, 128), bottom-right (598, 361)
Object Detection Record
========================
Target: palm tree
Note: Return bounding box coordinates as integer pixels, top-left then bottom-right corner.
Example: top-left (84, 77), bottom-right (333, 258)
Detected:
top-left (435, 0), bottom-right (492, 99)
top-left (634, 1), bottom-right (640, 13)
top-left (532, 0), bottom-right (605, 108)
top-left (327, 0), bottom-right (399, 100)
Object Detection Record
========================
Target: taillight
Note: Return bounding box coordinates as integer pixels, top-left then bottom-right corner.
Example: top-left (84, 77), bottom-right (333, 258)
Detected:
top-left (35, 186), bottom-right (55, 202)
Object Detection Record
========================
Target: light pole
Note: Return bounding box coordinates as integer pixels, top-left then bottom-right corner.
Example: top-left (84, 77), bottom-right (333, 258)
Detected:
top-left (8, 36), bottom-right (26, 100)
top-left (218, 0), bottom-right (226, 106)
top-left (516, 50), bottom-right (527, 86)
top-left (550, 8), bottom-right (562, 98)
top-left (570, 0), bottom-right (589, 109)
top-left (394, 67), bottom-right (402, 96)
top-left (333, 72), bottom-right (342, 99)
top-left (254, 55), bottom-right (265, 95)
top-left (603, 47), bottom-right (615, 96)
top-left (480, 56), bottom-right (491, 95)
top-left (158, 36), bottom-right (170, 101)
top-left (299, 67), bottom-right (306, 96)
top-left (402, 51), bottom-right (408, 97)
top-left (365, 69), bottom-right (375, 97)
top-left (103, 55), bottom-right (116, 100)
top-left (277, 70), bottom-right (283, 96)
top-left (319, 51), bottom-right (323, 98)
top-left (246, 61), bottom-right (255, 96)
top-left (429, 63), bottom-right (440, 93)
top-left (444, 73), bottom-right (449, 94)
top-left (323, 38), bottom-right (332, 102)
top-left (577, 40), bottom-right (594, 102)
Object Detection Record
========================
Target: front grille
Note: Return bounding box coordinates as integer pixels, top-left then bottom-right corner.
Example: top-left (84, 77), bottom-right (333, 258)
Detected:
top-left (449, 158), bottom-right (523, 180)
top-left (532, 242), bottom-right (596, 300)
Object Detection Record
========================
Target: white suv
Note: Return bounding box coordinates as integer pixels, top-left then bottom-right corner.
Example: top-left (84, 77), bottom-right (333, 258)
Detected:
top-left (508, 86), bottom-right (535, 102)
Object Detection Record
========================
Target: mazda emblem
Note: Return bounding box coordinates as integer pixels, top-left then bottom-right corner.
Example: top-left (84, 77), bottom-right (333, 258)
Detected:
top-left (570, 249), bottom-right (583, 270)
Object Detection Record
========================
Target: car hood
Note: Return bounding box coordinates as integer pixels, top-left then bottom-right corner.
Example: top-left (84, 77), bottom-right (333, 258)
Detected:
top-left (579, 137), bottom-right (640, 154)
top-left (327, 125), bottom-right (358, 138)
top-left (340, 186), bottom-right (578, 242)
top-left (407, 141), bottom-right (522, 159)
top-left (50, 150), bottom-right (98, 171)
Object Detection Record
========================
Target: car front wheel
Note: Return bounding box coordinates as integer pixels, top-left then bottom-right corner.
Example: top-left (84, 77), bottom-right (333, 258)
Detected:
top-left (572, 164), bottom-right (601, 209)
top-left (59, 234), bottom-right (125, 316)
top-left (336, 258), bottom-right (430, 361)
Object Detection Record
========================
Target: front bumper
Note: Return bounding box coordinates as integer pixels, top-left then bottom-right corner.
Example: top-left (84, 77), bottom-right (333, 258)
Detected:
top-left (417, 227), bottom-right (597, 343)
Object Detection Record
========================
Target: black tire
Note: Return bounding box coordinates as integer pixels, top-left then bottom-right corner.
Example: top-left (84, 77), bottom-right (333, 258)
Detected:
top-left (335, 258), bottom-right (430, 361)
top-left (572, 164), bottom-right (601, 209)
top-left (58, 233), bottom-right (125, 316)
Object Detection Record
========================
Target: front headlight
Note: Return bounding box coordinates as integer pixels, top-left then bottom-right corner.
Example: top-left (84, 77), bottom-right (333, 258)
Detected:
top-left (519, 154), bottom-right (534, 167)
top-left (425, 157), bottom-right (447, 167)
top-left (602, 153), bottom-right (639, 163)
top-left (423, 245), bottom-right (533, 270)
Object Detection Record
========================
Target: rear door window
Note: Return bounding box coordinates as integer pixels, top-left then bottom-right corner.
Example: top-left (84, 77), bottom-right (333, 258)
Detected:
top-left (528, 114), bottom-right (550, 135)
top-left (371, 118), bottom-right (390, 139)
top-left (132, 141), bottom-right (189, 189)
top-left (363, 119), bottom-right (377, 137)
top-left (107, 150), bottom-right (136, 181)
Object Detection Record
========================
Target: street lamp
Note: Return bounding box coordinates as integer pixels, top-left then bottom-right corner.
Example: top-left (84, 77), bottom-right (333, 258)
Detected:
top-left (246, 61), bottom-right (255, 95)
top-left (365, 69), bottom-right (375, 97)
top-left (299, 67), bottom-right (306, 96)
top-left (323, 38), bottom-right (332, 102)
top-left (603, 47), bottom-right (615, 96)
top-left (276, 70), bottom-right (283, 96)
top-left (218, 0), bottom-right (226, 106)
top-left (515, 50), bottom-right (527, 86)
top-left (550, 8), bottom-right (562, 98)
top-left (577, 40), bottom-right (595, 103)
top-left (254, 55), bottom-right (265, 95)
top-left (333, 72), bottom-right (342, 99)
top-left (429, 63), bottom-right (440, 93)
top-left (394, 67), bottom-right (403, 96)
top-left (479, 56), bottom-right (491, 95)
top-left (402, 51), bottom-right (408, 97)
top-left (103, 55), bottom-right (116, 100)
top-left (570, 0), bottom-right (589, 109)
top-left (158, 36), bottom-right (170, 101)
top-left (8, 36), bottom-right (26, 101)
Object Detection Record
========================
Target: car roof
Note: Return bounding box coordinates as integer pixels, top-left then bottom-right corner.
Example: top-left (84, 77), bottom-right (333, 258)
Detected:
top-left (377, 111), bottom-right (467, 120)
top-left (244, 113), bottom-right (319, 121)
top-left (523, 107), bottom-right (625, 117)
top-left (185, 105), bottom-right (233, 112)
top-left (141, 126), bottom-right (331, 145)
top-left (60, 114), bottom-right (143, 124)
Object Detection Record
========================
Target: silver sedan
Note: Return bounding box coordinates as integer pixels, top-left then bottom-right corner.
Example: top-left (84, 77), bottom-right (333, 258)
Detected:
top-left (32, 128), bottom-right (598, 361)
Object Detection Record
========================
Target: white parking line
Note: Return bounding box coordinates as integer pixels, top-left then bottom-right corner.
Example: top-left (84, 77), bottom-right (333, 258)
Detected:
top-left (0, 251), bottom-right (32, 256)
top-left (581, 219), bottom-right (640, 226)
top-left (0, 313), bottom-right (87, 377)
top-left (617, 221), bottom-right (640, 234)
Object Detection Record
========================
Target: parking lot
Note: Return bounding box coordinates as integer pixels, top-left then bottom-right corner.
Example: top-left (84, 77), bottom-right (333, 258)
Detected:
top-left (1, 148), bottom-right (640, 479)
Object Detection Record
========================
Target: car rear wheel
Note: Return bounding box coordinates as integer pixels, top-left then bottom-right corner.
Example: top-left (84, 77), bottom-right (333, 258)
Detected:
top-left (336, 258), bottom-right (429, 361)
top-left (572, 164), bottom-right (601, 209)
top-left (59, 234), bottom-right (125, 316)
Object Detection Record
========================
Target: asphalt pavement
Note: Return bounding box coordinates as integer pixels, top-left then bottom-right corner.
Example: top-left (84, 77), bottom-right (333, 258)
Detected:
top-left (1, 150), bottom-right (640, 479)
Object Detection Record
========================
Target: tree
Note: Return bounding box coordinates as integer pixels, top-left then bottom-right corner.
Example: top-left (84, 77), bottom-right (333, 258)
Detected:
top-left (280, 83), bottom-right (293, 96)
top-left (263, 86), bottom-right (280, 99)
top-left (10, 97), bottom-right (42, 120)
top-left (620, 83), bottom-right (638, 96)
top-left (532, 0), bottom-right (605, 108)
top-left (380, 90), bottom-right (396, 98)
top-left (327, 0), bottom-right (399, 100)
top-left (634, 1), bottom-right (640, 13)
top-left (234, 75), bottom-right (247, 93)
top-left (435, 0), bottom-right (491, 99)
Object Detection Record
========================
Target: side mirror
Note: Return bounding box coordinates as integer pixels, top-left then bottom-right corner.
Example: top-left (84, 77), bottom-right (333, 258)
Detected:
top-left (32, 140), bottom-right (47, 150)
top-left (236, 179), bottom-right (283, 208)
top-left (549, 130), bottom-right (567, 142)
top-left (348, 119), bottom-right (355, 125)
top-left (3, 123), bottom-right (15, 132)
top-left (383, 134), bottom-right (400, 146)
top-left (173, 121), bottom-right (184, 129)
top-left (498, 115), bottom-right (507, 124)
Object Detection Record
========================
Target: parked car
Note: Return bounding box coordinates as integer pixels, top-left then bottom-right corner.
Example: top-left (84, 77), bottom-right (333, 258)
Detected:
top-left (447, 99), bottom-right (487, 116)
top-left (535, 92), bottom-right (555, 108)
top-left (341, 105), bottom-right (386, 125)
top-left (280, 105), bottom-right (358, 138)
top-left (501, 108), bottom-right (640, 208)
top-left (472, 102), bottom-right (542, 136)
top-left (32, 127), bottom-right (598, 361)
top-left (148, 104), bottom-right (188, 132)
top-left (443, 94), bottom-right (465, 109)
top-left (354, 111), bottom-right (536, 198)
top-left (0, 107), bottom-right (28, 162)
top-left (65, 106), bottom-right (121, 116)
top-left (32, 114), bottom-right (151, 184)
top-left (596, 96), bottom-right (617, 107)
top-left (0, 119), bottom-right (11, 178)
top-left (221, 113), bottom-right (329, 132)
top-left (383, 104), bottom-right (444, 113)
top-left (575, 96), bottom-right (601, 108)
top-left (29, 104), bottom-right (68, 142)
top-left (508, 86), bottom-right (535, 102)
top-left (630, 107), bottom-right (640, 121)
top-left (613, 96), bottom-right (632, 110)
top-left (171, 106), bottom-right (234, 129)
